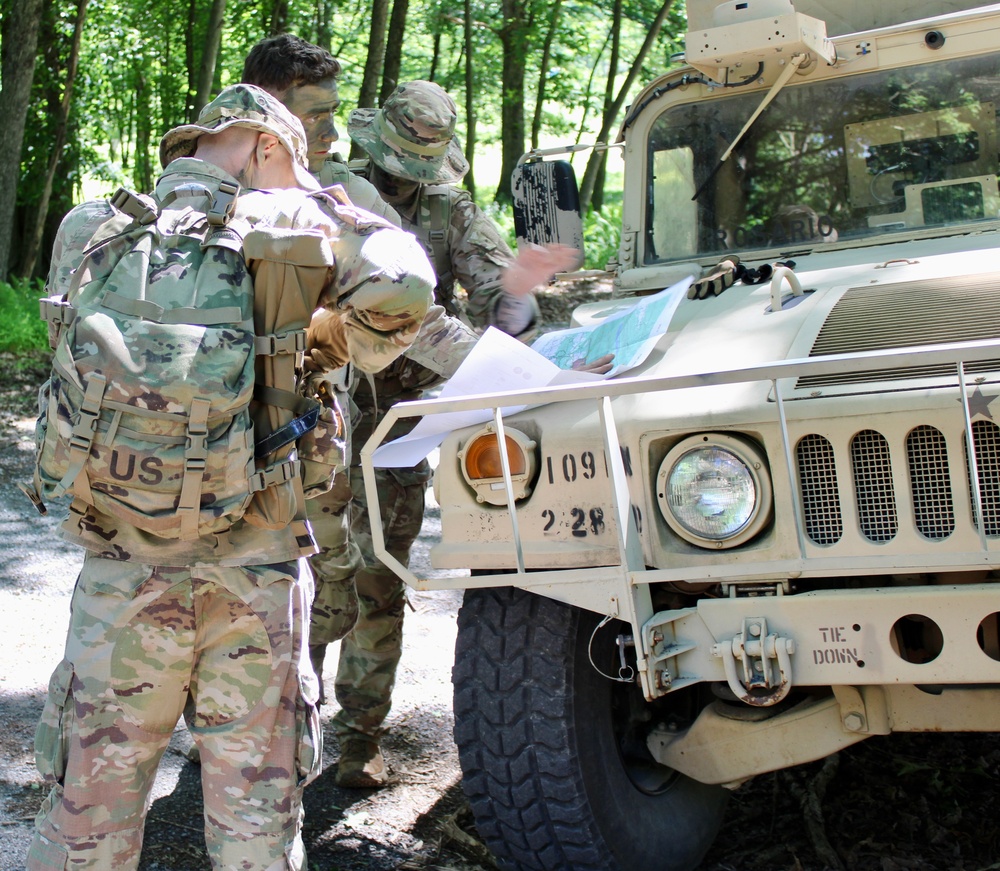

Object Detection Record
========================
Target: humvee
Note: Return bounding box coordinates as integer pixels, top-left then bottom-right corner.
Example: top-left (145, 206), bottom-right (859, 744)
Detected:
top-left (361, 1), bottom-right (1000, 867)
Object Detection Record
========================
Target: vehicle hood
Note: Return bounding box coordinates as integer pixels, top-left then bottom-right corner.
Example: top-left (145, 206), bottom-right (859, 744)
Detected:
top-left (622, 232), bottom-right (1000, 392)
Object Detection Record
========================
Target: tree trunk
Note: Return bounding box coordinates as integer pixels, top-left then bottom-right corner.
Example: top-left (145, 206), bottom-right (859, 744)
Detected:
top-left (358, 0), bottom-right (390, 109)
top-left (495, 0), bottom-right (530, 205)
top-left (351, 0), bottom-right (390, 158)
top-left (580, 0), bottom-right (676, 210)
top-left (0, 0), bottom-right (46, 281)
top-left (192, 0), bottom-right (227, 118)
top-left (315, 0), bottom-right (332, 50)
top-left (574, 30), bottom-right (611, 148)
top-left (429, 30), bottom-right (441, 81)
top-left (185, 0), bottom-right (197, 119)
top-left (134, 65), bottom-right (154, 192)
top-left (21, 0), bottom-right (91, 280)
top-left (462, 0), bottom-right (476, 199)
top-left (269, 0), bottom-right (289, 35)
top-left (590, 0), bottom-right (622, 211)
top-left (380, 0), bottom-right (410, 103)
top-left (530, 0), bottom-right (564, 149)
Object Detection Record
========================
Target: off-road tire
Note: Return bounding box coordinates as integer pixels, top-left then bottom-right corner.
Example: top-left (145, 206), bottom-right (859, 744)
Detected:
top-left (453, 586), bottom-right (728, 870)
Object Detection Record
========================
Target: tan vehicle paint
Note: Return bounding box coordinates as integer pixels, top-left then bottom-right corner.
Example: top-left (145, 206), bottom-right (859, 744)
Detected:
top-left (363, 3), bottom-right (1000, 867)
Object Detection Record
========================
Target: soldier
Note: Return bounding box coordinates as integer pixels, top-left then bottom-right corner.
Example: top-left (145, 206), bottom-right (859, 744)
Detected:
top-left (326, 81), bottom-right (583, 788)
top-left (25, 84), bottom-right (434, 870)
top-left (240, 38), bottom-right (487, 730)
top-left (241, 33), bottom-right (399, 223)
top-left (242, 42), bottom-right (589, 788)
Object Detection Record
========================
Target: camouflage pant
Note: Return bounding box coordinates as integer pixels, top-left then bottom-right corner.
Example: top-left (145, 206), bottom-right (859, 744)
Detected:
top-left (307, 470), bottom-right (363, 645)
top-left (331, 465), bottom-right (427, 741)
top-left (27, 555), bottom-right (321, 871)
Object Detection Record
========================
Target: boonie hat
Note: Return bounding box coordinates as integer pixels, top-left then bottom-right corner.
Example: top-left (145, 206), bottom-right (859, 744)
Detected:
top-left (159, 83), bottom-right (318, 190)
top-left (348, 81), bottom-right (470, 184)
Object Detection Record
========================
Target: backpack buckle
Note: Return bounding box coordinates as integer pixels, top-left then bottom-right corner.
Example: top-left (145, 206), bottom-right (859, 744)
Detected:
top-left (208, 181), bottom-right (240, 227)
top-left (110, 187), bottom-right (158, 225)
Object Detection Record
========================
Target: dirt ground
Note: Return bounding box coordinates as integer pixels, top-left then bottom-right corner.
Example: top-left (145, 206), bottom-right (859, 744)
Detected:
top-left (3, 284), bottom-right (1000, 870)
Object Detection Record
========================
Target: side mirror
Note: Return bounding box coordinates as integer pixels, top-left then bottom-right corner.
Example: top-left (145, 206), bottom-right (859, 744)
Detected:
top-left (511, 159), bottom-right (586, 270)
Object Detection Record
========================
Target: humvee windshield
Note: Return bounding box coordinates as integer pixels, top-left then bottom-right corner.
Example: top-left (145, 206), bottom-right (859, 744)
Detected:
top-left (646, 53), bottom-right (1000, 263)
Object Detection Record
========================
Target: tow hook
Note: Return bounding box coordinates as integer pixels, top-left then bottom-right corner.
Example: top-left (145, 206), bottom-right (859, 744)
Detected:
top-left (712, 617), bottom-right (795, 706)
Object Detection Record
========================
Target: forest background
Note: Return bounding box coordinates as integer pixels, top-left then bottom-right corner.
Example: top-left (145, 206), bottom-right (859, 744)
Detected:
top-left (0, 0), bottom-right (686, 298)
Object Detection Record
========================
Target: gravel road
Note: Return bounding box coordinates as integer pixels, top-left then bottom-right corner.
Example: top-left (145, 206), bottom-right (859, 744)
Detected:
top-left (0, 412), bottom-right (494, 871)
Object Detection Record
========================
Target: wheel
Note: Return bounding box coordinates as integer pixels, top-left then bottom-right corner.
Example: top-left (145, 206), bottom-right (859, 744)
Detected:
top-left (452, 586), bottom-right (728, 871)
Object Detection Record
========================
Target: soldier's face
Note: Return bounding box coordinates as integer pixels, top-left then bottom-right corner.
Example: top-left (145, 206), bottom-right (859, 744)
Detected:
top-left (371, 163), bottom-right (419, 205)
top-left (282, 78), bottom-right (341, 172)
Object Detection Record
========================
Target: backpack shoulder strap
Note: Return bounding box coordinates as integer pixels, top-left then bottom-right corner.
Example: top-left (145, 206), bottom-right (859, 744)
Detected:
top-left (319, 156), bottom-right (353, 188)
top-left (414, 186), bottom-right (459, 310)
top-left (421, 185), bottom-right (453, 256)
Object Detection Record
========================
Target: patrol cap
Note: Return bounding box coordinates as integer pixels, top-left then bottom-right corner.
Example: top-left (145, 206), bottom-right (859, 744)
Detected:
top-left (159, 83), bottom-right (319, 190)
top-left (338, 227), bottom-right (435, 373)
top-left (347, 81), bottom-right (470, 184)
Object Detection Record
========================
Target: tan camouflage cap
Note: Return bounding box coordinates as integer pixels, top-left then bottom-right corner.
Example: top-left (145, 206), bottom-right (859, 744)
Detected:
top-left (348, 81), bottom-right (470, 184)
top-left (159, 83), bottom-right (318, 190)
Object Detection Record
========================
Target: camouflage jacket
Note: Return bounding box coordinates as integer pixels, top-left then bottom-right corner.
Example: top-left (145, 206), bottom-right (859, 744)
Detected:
top-left (319, 154), bottom-right (401, 226)
top-left (51, 159), bottom-right (433, 567)
top-left (348, 176), bottom-right (541, 453)
top-left (302, 176), bottom-right (481, 382)
top-left (387, 179), bottom-right (538, 336)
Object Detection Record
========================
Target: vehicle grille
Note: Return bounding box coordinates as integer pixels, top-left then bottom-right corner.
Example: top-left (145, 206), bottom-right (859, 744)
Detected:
top-left (797, 434), bottom-right (843, 545)
top-left (907, 425), bottom-right (955, 539)
top-left (797, 274), bottom-right (1000, 389)
top-left (851, 430), bottom-right (899, 542)
top-left (796, 420), bottom-right (1000, 545)
top-left (973, 419), bottom-right (1000, 535)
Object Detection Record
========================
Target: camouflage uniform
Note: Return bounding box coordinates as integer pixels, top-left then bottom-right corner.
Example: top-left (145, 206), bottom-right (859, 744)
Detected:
top-left (26, 85), bottom-right (434, 871)
top-left (319, 153), bottom-right (400, 225)
top-left (304, 302), bottom-right (477, 655)
top-left (30, 559), bottom-right (314, 870)
top-left (314, 81), bottom-right (538, 785)
top-left (302, 165), bottom-right (398, 667)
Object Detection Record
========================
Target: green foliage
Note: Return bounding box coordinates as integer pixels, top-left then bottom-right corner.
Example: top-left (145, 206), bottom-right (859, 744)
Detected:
top-left (582, 202), bottom-right (622, 270)
top-left (480, 199), bottom-right (517, 242)
top-left (7, 0), bottom-right (687, 277)
top-left (0, 278), bottom-right (48, 353)
top-left (58, 0), bottom-right (683, 194)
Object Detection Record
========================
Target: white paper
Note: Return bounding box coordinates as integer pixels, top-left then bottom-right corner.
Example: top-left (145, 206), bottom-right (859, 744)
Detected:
top-left (371, 328), bottom-right (600, 467)
top-left (371, 277), bottom-right (692, 468)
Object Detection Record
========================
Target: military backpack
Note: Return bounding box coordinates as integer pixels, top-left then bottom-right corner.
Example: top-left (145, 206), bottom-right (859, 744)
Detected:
top-left (24, 184), bottom-right (343, 544)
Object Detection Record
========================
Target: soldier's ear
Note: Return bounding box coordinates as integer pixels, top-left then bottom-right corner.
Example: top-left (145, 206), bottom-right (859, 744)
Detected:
top-left (255, 132), bottom-right (281, 165)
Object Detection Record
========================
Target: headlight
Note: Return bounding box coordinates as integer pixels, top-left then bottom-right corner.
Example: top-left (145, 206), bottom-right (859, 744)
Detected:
top-left (459, 425), bottom-right (538, 506)
top-left (656, 434), bottom-right (772, 548)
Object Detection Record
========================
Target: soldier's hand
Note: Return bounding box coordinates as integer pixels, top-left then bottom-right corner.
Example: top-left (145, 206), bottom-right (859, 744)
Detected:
top-left (305, 308), bottom-right (350, 371)
top-left (572, 353), bottom-right (615, 375)
top-left (688, 256), bottom-right (741, 299)
top-left (502, 242), bottom-right (582, 297)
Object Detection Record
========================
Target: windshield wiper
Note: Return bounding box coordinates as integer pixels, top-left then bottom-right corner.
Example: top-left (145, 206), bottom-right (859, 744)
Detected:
top-left (692, 53), bottom-right (808, 202)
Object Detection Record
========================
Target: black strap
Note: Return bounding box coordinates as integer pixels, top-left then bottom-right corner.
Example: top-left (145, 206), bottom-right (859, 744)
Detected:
top-left (254, 384), bottom-right (322, 458)
top-left (254, 403), bottom-right (321, 459)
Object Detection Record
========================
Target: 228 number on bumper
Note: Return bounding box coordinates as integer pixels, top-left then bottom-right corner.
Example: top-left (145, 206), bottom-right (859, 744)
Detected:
top-left (541, 507), bottom-right (608, 537)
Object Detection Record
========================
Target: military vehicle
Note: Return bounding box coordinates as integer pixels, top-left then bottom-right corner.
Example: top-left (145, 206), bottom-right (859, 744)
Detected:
top-left (361, 1), bottom-right (1000, 867)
